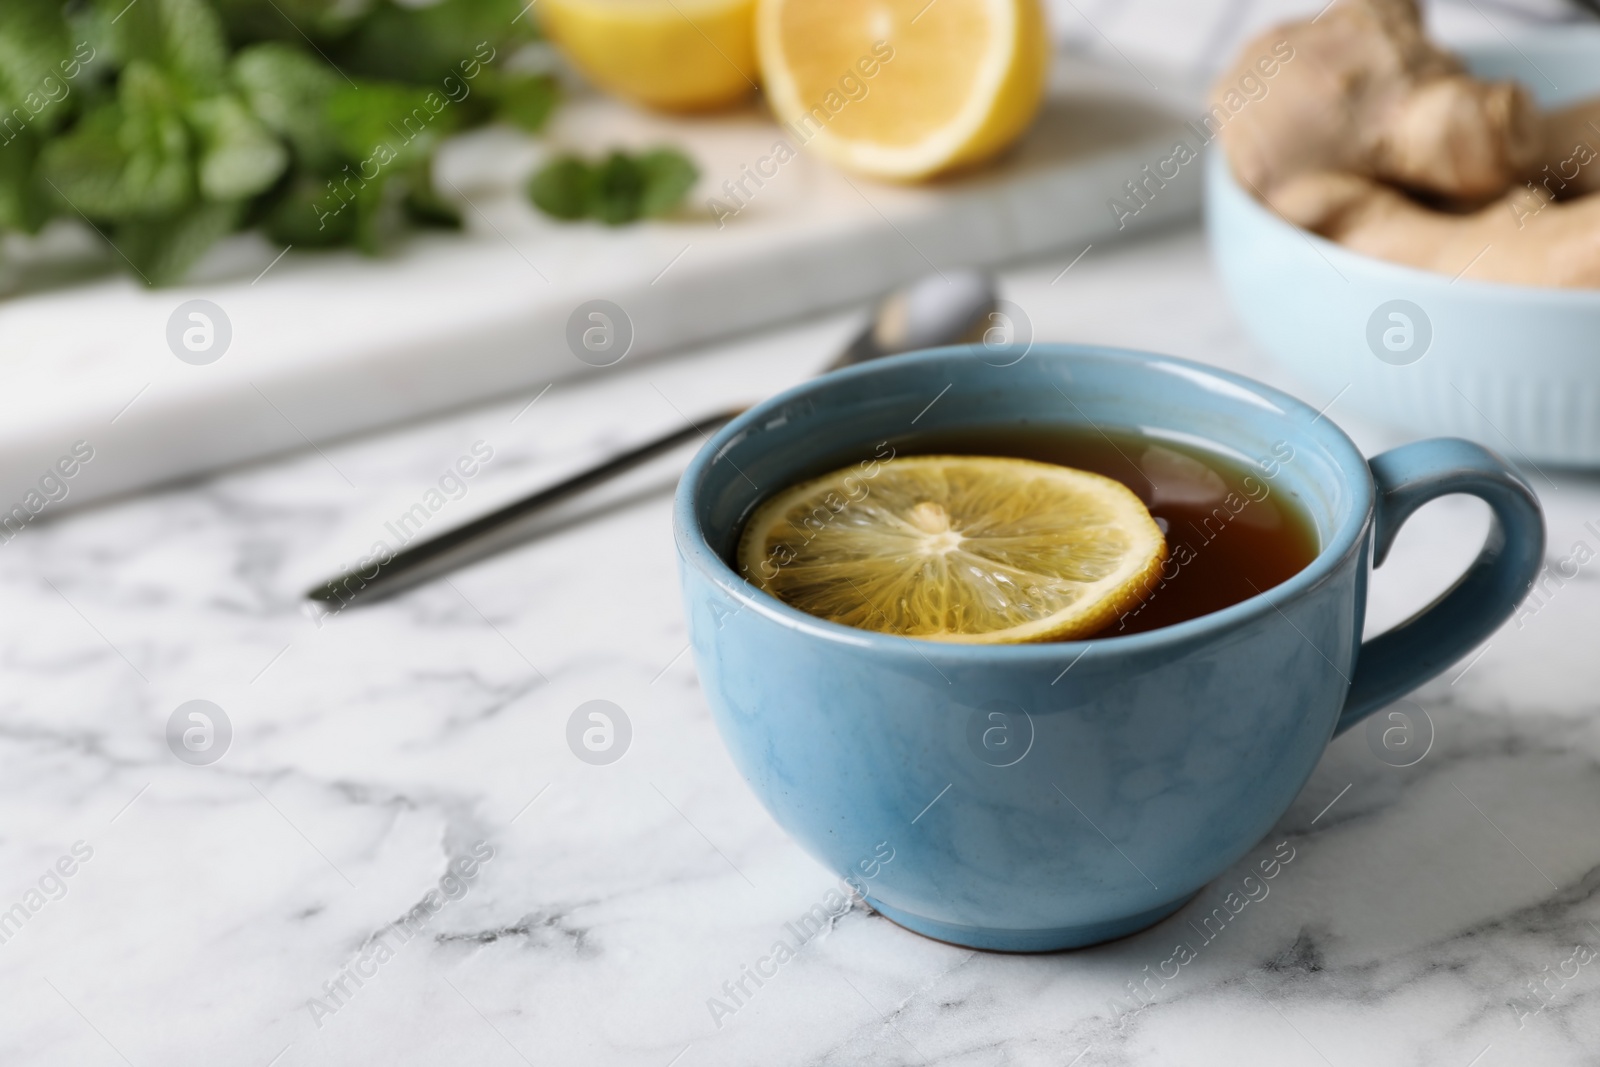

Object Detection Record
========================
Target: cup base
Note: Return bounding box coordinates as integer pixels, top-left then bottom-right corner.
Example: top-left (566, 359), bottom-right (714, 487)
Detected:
top-left (864, 893), bottom-right (1199, 953)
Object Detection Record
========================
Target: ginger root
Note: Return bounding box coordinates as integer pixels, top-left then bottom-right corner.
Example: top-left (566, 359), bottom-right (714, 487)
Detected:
top-left (1216, 0), bottom-right (1600, 288)
top-left (1216, 0), bottom-right (1541, 205)
top-left (1537, 100), bottom-right (1600, 199)
top-left (1271, 171), bottom-right (1600, 289)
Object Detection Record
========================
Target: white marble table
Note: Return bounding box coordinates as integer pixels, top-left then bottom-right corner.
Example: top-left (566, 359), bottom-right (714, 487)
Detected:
top-left (3, 227), bottom-right (1599, 1067)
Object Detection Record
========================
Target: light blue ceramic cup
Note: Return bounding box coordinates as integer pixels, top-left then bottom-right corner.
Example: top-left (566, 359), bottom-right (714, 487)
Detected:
top-left (674, 345), bottom-right (1543, 951)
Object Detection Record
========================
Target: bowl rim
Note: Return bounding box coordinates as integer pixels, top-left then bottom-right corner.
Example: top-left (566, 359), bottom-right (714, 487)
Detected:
top-left (673, 343), bottom-right (1375, 662)
top-left (1205, 31), bottom-right (1600, 306)
top-left (1206, 150), bottom-right (1600, 305)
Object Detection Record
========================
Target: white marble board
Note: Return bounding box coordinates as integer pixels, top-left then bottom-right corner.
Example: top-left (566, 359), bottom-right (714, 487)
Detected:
top-left (0, 58), bottom-right (1199, 519)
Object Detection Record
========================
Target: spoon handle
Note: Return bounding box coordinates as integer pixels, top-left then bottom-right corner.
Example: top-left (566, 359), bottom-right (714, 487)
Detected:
top-left (305, 270), bottom-right (996, 609)
top-left (306, 405), bottom-right (745, 609)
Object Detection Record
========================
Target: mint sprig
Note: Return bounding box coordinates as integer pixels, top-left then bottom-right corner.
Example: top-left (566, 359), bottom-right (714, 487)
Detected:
top-left (528, 147), bottom-right (699, 226)
top-left (0, 0), bottom-right (565, 285)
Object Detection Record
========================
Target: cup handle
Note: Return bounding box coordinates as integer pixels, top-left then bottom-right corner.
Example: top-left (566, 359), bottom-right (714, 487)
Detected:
top-left (1333, 438), bottom-right (1545, 736)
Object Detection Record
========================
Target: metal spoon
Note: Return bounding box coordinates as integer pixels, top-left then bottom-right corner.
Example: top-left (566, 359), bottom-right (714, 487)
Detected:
top-left (305, 271), bottom-right (998, 609)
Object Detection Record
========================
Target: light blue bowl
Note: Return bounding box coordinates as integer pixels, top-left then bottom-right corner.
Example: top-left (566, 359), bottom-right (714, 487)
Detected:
top-left (1208, 30), bottom-right (1600, 465)
top-left (674, 345), bottom-right (1543, 951)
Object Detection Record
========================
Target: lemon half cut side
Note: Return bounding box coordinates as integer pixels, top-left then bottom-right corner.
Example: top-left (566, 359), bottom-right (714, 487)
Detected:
top-left (755, 0), bottom-right (1051, 180)
top-left (736, 455), bottom-right (1168, 643)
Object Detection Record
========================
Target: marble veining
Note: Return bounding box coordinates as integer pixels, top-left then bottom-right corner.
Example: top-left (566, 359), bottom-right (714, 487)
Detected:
top-left (1, 231), bottom-right (1598, 1065)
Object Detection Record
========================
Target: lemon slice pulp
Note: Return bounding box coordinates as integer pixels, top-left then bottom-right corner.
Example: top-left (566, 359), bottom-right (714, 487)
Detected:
top-left (736, 455), bottom-right (1167, 643)
top-left (755, 0), bottom-right (1050, 180)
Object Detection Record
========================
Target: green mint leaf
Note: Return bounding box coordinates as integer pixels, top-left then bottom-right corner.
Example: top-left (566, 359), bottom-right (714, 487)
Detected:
top-left (349, 171), bottom-right (408, 254)
top-left (37, 105), bottom-right (128, 214)
top-left (527, 156), bottom-right (590, 221)
top-left (286, 151), bottom-right (414, 256)
top-left (115, 198), bottom-right (240, 285)
top-left (0, 129), bottom-right (50, 233)
top-left (189, 94), bottom-right (288, 200)
top-left (331, 0), bottom-right (536, 85)
top-left (232, 43), bottom-right (342, 170)
top-left (401, 158), bottom-right (460, 230)
top-left (211, 0), bottom-right (376, 47)
top-left (108, 0), bottom-right (229, 93)
top-left (493, 73), bottom-right (558, 133)
top-left (325, 80), bottom-right (456, 174)
top-left (637, 147), bottom-right (698, 218)
top-left (41, 63), bottom-right (193, 220)
top-left (589, 152), bottom-right (646, 226)
top-left (115, 61), bottom-right (196, 214)
top-left (0, 1), bottom-right (74, 134)
top-left (259, 170), bottom-right (357, 248)
top-left (528, 147), bottom-right (699, 225)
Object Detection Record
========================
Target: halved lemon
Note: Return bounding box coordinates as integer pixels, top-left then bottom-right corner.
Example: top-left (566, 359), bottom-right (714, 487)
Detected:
top-left (540, 0), bottom-right (759, 112)
top-left (755, 0), bottom-right (1051, 180)
top-left (736, 455), bottom-right (1167, 643)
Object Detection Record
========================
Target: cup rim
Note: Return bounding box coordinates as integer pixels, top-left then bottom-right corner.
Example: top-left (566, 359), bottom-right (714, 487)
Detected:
top-left (674, 344), bottom-right (1374, 659)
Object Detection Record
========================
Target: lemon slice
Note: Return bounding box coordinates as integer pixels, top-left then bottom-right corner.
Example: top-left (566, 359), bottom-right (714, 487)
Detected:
top-left (540, 0), bottom-right (759, 112)
top-left (736, 455), bottom-right (1167, 643)
top-left (755, 0), bottom-right (1050, 180)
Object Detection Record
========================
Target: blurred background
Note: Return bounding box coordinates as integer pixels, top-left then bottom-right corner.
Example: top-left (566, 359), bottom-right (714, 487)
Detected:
top-left (0, 0), bottom-right (1585, 521)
